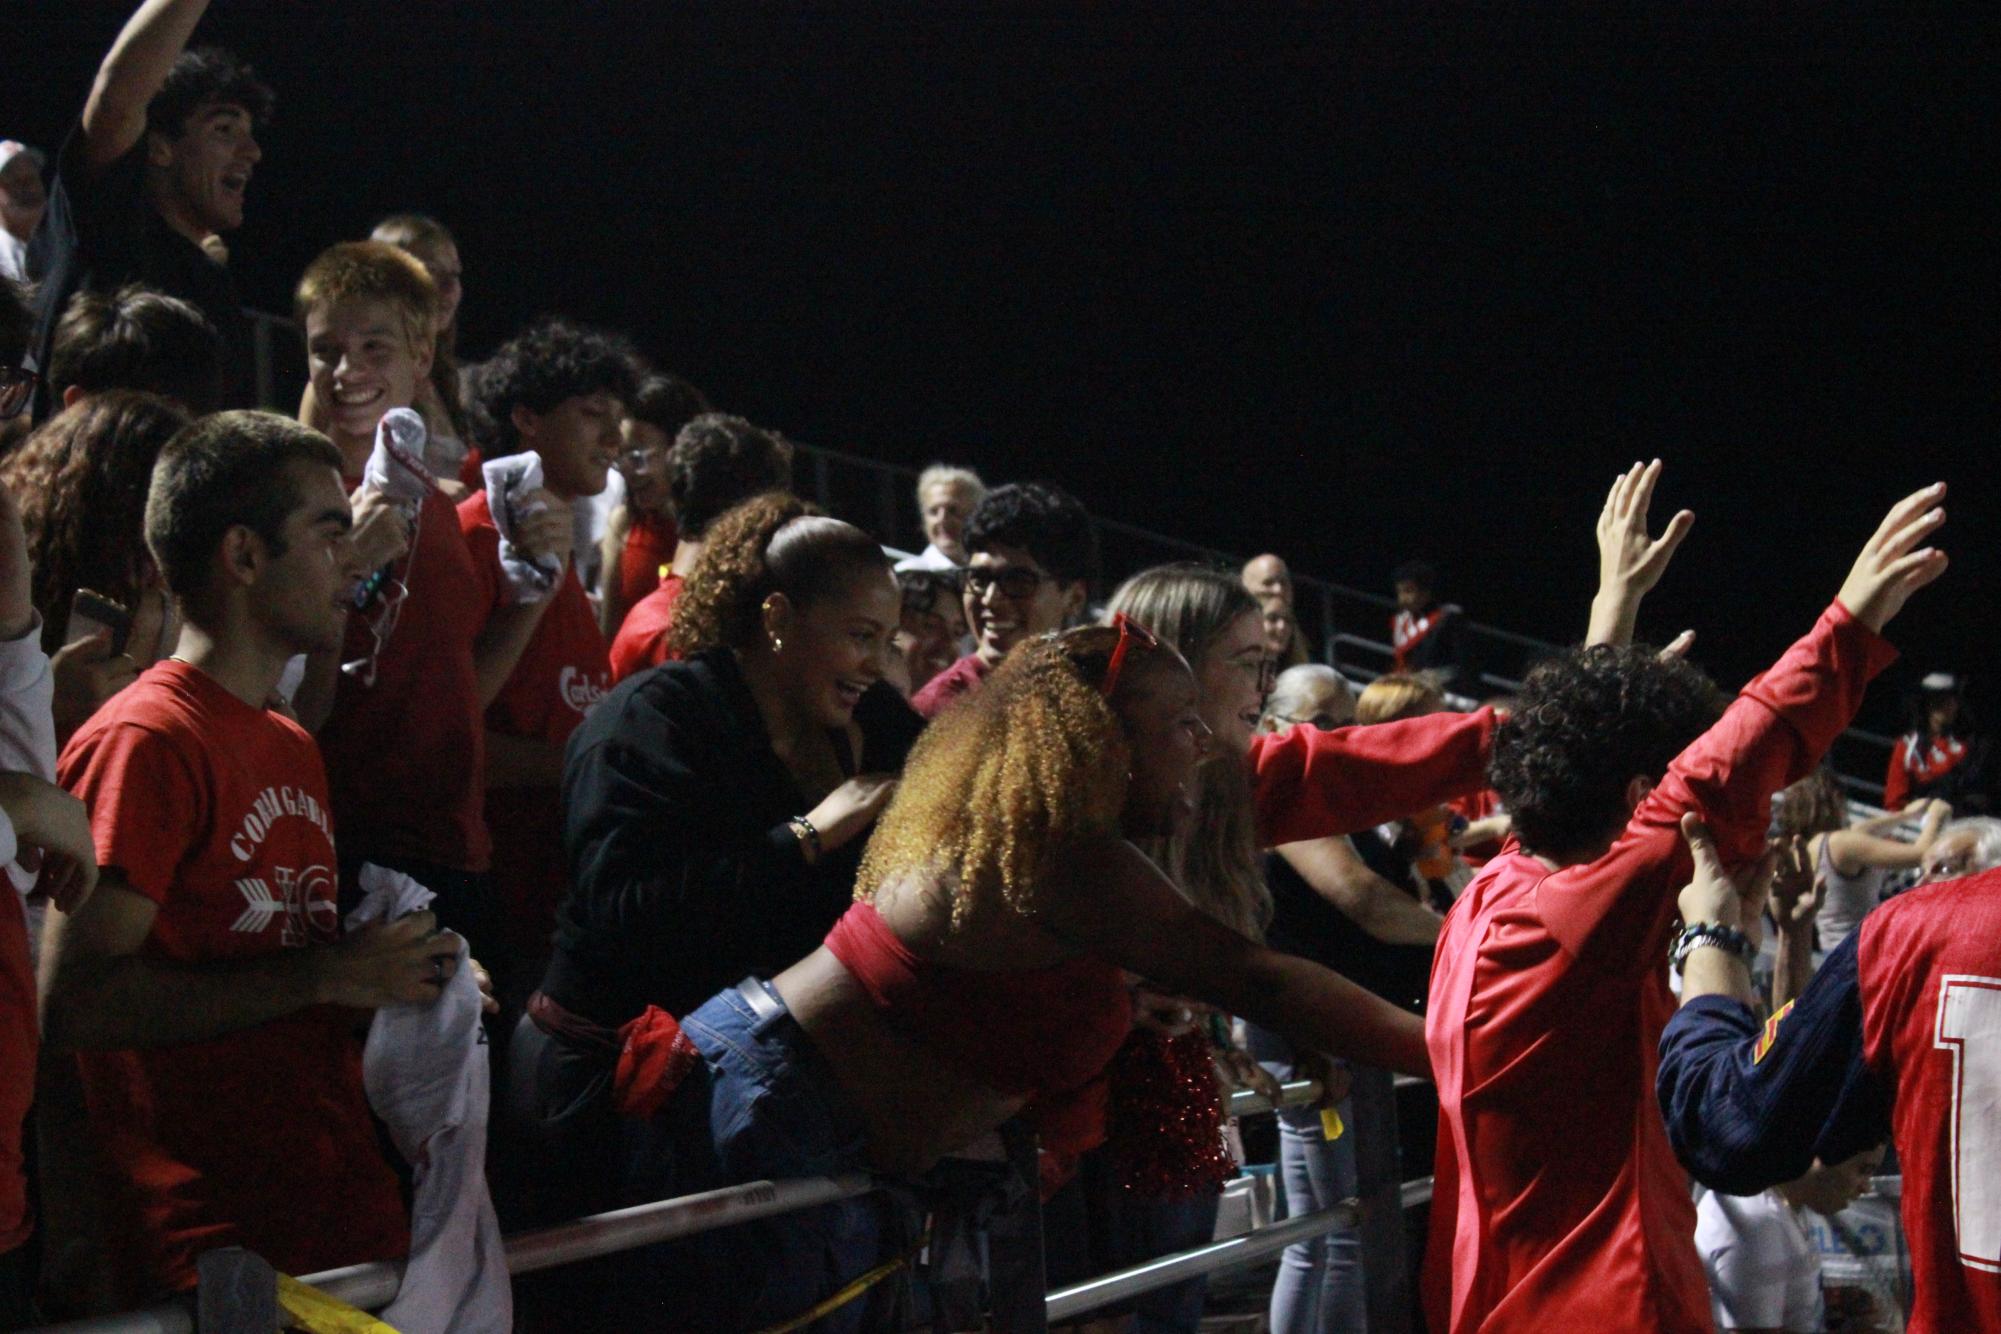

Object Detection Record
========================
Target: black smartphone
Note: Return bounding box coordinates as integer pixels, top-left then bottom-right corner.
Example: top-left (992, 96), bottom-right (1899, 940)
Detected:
top-left (67, 589), bottom-right (133, 656)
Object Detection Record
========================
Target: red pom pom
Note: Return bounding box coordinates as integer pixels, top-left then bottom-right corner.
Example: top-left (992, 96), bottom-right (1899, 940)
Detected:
top-left (1101, 1029), bottom-right (1234, 1200)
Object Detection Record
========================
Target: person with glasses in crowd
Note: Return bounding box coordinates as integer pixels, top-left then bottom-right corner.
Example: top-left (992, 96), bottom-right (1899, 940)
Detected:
top-left (890, 566), bottom-right (963, 699)
top-left (606, 412), bottom-right (792, 682)
top-left (595, 373), bottom-right (712, 638)
top-left (910, 480), bottom-right (1096, 719)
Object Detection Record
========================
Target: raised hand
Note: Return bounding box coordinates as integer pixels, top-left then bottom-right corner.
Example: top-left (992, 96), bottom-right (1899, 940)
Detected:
top-left (1587, 459), bottom-right (1694, 647)
top-left (513, 490), bottom-right (575, 568)
top-left (1837, 483), bottom-right (1949, 633)
top-left (1677, 811), bottom-right (1776, 938)
top-left (348, 486), bottom-right (413, 574)
top-left (1766, 835), bottom-right (1823, 937)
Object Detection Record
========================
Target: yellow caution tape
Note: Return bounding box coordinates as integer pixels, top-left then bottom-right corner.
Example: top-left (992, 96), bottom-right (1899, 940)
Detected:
top-left (275, 1273), bottom-right (403, 1334)
top-left (1320, 1106), bottom-right (1345, 1142)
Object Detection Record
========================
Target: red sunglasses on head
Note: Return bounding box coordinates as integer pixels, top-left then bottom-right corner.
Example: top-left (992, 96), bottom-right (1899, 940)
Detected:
top-left (1099, 612), bottom-right (1161, 699)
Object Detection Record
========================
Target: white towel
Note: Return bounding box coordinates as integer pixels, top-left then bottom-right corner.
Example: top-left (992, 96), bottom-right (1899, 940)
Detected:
top-left (346, 866), bottom-right (512, 1334)
top-left (362, 407), bottom-right (436, 508)
top-left (480, 452), bottom-right (561, 604)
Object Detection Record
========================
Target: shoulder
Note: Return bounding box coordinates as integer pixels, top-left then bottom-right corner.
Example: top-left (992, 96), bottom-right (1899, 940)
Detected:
top-left (577, 653), bottom-right (735, 756)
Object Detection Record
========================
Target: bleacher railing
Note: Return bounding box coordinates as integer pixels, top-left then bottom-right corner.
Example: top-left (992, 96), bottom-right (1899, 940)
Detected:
top-left (29, 1070), bottom-right (1425, 1333)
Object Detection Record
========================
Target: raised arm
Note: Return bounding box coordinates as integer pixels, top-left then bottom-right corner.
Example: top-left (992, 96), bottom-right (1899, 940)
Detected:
top-left (1250, 706), bottom-right (1499, 848)
top-left (1042, 837), bottom-right (1430, 1076)
top-left (1585, 458), bottom-right (1694, 649)
top-left (1536, 484), bottom-right (1943, 961)
top-left (1828, 798), bottom-right (1949, 874)
top-left (80, 0), bottom-right (214, 173)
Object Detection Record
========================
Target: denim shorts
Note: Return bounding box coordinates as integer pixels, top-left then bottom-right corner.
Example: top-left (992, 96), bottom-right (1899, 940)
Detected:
top-left (616, 981), bottom-right (916, 1332)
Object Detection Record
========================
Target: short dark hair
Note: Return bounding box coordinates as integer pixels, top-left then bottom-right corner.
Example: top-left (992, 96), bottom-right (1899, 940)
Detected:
top-left (50, 285), bottom-right (223, 413)
top-left (629, 372), bottom-right (713, 441)
top-left (963, 482), bottom-right (1098, 589)
top-left (1489, 643), bottom-right (1726, 858)
top-left (667, 413), bottom-right (794, 540)
top-left (145, 411), bottom-right (343, 604)
top-left (1392, 559), bottom-right (1438, 592)
top-left (469, 318), bottom-right (640, 456)
top-left (147, 47), bottom-right (275, 140)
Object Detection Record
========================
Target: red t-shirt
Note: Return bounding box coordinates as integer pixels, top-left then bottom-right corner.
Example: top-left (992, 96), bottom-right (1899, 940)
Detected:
top-left (910, 651), bottom-right (992, 719)
top-left (1422, 603), bottom-right (1894, 1333)
top-left (607, 573), bottom-right (686, 684)
top-left (616, 512), bottom-right (677, 617)
top-left (57, 661), bottom-right (408, 1299)
top-left (1857, 870), bottom-right (2001, 1332)
top-left (319, 487), bottom-right (490, 872)
top-left (460, 490), bottom-right (611, 957)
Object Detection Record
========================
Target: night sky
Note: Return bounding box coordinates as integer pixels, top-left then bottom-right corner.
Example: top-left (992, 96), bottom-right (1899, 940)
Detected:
top-left (12, 3), bottom-right (1998, 749)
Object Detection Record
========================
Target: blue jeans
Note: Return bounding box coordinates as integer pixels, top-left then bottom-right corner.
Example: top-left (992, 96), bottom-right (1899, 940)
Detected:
top-left (1250, 1028), bottom-right (1366, 1334)
top-left (617, 981), bottom-right (916, 1332)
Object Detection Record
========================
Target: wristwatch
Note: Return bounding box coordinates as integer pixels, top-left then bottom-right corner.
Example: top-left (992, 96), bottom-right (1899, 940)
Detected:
top-left (1670, 920), bottom-right (1756, 974)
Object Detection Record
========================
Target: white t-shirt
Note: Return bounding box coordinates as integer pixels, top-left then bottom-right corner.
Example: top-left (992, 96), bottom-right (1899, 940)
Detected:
top-left (1696, 1186), bottom-right (1825, 1333)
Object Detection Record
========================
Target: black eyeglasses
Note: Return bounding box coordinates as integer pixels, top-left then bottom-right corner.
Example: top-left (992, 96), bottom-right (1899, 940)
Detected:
top-left (0, 366), bottom-right (39, 421)
top-left (963, 566), bottom-right (1046, 600)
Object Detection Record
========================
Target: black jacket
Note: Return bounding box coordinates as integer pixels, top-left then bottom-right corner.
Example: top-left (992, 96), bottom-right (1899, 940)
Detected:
top-left (543, 649), bottom-right (923, 1026)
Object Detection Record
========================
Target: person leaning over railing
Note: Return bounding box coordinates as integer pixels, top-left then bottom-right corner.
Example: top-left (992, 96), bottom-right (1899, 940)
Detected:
top-left (511, 494), bottom-right (920, 1235)
top-left (601, 606), bottom-right (1509, 1331)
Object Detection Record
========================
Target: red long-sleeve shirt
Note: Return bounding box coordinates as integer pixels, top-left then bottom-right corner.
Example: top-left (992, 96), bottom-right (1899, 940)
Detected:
top-left (1422, 601), bottom-right (1896, 1333)
top-left (1249, 706), bottom-right (1499, 849)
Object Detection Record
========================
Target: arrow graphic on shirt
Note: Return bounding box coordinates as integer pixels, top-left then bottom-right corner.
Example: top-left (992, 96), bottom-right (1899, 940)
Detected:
top-left (232, 877), bottom-right (282, 933)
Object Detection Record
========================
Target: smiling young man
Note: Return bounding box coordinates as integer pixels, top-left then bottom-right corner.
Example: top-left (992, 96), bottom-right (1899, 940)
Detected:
top-left (41, 411), bottom-right (463, 1304)
top-left (281, 242), bottom-right (515, 961)
top-left (909, 480), bottom-right (1097, 719)
top-left (460, 319), bottom-right (637, 995)
top-left (26, 0), bottom-right (269, 419)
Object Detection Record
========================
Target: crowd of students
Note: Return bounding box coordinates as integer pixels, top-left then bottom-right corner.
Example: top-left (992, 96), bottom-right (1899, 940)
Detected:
top-left (1, 4), bottom-right (1998, 1333)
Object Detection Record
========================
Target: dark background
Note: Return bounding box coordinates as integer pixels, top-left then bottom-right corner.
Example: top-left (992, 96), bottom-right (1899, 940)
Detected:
top-left (10, 2), bottom-right (1997, 744)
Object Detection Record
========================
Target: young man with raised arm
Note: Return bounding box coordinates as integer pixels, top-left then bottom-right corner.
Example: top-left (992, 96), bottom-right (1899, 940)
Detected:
top-left (1422, 465), bottom-right (1942, 1332)
top-left (26, 0), bottom-right (268, 418)
top-left (40, 411), bottom-right (464, 1304)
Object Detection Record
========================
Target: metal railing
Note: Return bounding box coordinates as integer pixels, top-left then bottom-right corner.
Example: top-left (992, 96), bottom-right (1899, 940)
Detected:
top-left (30, 1071), bottom-right (1429, 1333)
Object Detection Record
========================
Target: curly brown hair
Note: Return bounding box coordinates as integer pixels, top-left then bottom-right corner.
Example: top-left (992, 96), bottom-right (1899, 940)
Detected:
top-left (665, 491), bottom-right (891, 658)
top-left (857, 625), bottom-right (1142, 927)
top-left (1490, 642), bottom-right (1726, 857)
top-left (0, 391), bottom-right (191, 650)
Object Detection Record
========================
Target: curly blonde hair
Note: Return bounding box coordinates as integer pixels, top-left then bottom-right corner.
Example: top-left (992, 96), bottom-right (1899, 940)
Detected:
top-left (857, 626), bottom-right (1140, 927)
top-left (664, 491), bottom-right (889, 658)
